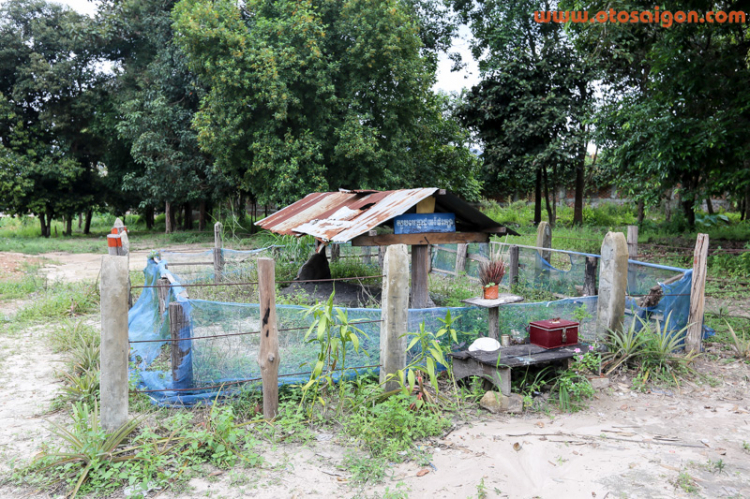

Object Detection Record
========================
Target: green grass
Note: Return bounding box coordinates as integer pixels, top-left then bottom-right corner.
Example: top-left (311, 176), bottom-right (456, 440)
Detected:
top-left (0, 265), bottom-right (44, 301)
top-left (12, 280), bottom-right (99, 323)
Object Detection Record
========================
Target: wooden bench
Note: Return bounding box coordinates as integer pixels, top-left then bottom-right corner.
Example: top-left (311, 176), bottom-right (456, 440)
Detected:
top-left (449, 342), bottom-right (590, 396)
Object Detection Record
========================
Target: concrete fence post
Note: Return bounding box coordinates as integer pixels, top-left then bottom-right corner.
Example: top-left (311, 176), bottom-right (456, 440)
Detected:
top-left (595, 232), bottom-right (629, 342)
top-left (536, 221), bottom-right (552, 263)
top-left (100, 255), bottom-right (130, 433)
top-left (380, 244), bottom-right (409, 391)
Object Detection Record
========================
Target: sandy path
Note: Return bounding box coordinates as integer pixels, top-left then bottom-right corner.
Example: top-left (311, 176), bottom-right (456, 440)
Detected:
top-left (0, 326), bottom-right (65, 497)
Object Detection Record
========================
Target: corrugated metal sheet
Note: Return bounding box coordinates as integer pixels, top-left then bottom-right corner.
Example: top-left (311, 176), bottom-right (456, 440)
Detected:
top-left (256, 187), bottom-right (515, 242)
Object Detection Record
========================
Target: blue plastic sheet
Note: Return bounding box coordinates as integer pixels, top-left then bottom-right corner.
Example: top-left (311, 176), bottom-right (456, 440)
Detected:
top-left (129, 244), bottom-right (697, 406)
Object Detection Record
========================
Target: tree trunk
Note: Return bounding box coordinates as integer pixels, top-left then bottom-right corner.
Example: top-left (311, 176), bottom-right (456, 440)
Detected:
top-left (176, 203), bottom-right (183, 229)
top-left (38, 212), bottom-right (47, 237)
top-left (682, 199), bottom-right (695, 229)
top-left (573, 132), bottom-right (586, 226)
top-left (45, 206), bottom-right (53, 238)
top-left (199, 200), bottom-right (206, 231)
top-left (165, 201), bottom-right (173, 234)
top-left (65, 214), bottom-right (73, 236)
top-left (145, 206), bottom-right (154, 230)
top-left (637, 201), bottom-right (645, 224)
top-left (78, 212), bottom-right (83, 229)
top-left (745, 184), bottom-right (750, 221)
top-left (551, 164), bottom-right (558, 226)
top-left (84, 210), bottom-right (92, 235)
top-left (534, 166), bottom-right (542, 225)
top-left (542, 167), bottom-right (553, 225)
top-left (705, 197), bottom-right (714, 215)
top-left (184, 202), bottom-right (193, 230)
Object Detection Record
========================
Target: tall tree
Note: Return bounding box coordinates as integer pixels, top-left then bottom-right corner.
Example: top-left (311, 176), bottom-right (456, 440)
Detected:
top-left (452, 0), bottom-right (595, 225)
top-left (0, 0), bottom-right (107, 236)
top-left (566, 0), bottom-right (750, 227)
top-left (172, 0), bottom-right (481, 204)
top-left (98, 0), bottom-right (227, 233)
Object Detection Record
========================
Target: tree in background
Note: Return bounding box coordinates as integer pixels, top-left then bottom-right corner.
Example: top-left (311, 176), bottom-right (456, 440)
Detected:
top-left (451, 0), bottom-right (595, 226)
top-left (172, 0), bottom-right (481, 205)
top-left (565, 0), bottom-right (750, 227)
top-left (0, 0), bottom-right (108, 236)
top-left (97, 0), bottom-right (230, 233)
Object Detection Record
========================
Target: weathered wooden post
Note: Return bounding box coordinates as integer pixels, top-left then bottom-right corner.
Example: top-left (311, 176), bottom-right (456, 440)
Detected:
top-left (455, 243), bottom-right (468, 276)
top-left (583, 256), bottom-right (598, 296)
top-left (686, 234), bottom-right (709, 354)
top-left (380, 244), bottom-right (409, 391)
top-left (595, 232), bottom-right (629, 342)
top-left (258, 258), bottom-right (280, 419)
top-left (100, 254), bottom-right (130, 433)
top-left (213, 222), bottom-right (224, 284)
top-left (157, 277), bottom-right (169, 316)
top-left (362, 230), bottom-right (377, 265)
top-left (626, 225), bottom-right (638, 293)
top-left (626, 226), bottom-right (638, 259)
top-left (507, 245), bottom-right (519, 289)
top-left (169, 301), bottom-right (193, 389)
top-left (410, 197), bottom-right (436, 308)
top-left (411, 245), bottom-right (432, 308)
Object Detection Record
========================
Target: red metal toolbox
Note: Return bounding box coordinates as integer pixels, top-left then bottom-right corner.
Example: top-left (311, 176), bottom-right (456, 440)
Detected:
top-left (529, 318), bottom-right (579, 349)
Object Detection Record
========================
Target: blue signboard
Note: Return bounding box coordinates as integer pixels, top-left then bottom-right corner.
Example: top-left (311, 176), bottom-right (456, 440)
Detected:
top-left (393, 213), bottom-right (456, 234)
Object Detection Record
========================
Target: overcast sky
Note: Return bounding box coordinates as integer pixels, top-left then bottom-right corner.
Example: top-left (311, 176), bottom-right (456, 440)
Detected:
top-left (1, 0), bottom-right (480, 94)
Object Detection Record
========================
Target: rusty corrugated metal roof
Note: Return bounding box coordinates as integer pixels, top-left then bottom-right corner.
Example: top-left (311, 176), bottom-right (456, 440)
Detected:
top-left (256, 188), bottom-right (514, 242)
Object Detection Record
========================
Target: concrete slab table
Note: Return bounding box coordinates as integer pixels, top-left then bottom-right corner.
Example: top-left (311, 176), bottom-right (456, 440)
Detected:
top-left (462, 294), bottom-right (524, 341)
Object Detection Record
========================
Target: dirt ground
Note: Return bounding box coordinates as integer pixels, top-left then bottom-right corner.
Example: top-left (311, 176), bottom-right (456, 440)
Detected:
top-left (0, 251), bottom-right (749, 498)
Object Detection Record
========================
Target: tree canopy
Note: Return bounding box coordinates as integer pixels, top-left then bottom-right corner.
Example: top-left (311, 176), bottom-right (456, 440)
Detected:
top-left (172, 0), bottom-right (481, 205)
top-left (0, 0), bottom-right (108, 235)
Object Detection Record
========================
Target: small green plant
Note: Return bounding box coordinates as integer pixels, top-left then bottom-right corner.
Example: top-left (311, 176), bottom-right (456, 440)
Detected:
top-left (603, 319), bottom-right (649, 374)
top-left (476, 477), bottom-right (488, 499)
top-left (57, 369), bottom-right (100, 407)
top-left (712, 458), bottom-right (726, 474)
top-left (31, 402), bottom-right (141, 498)
top-left (301, 292), bottom-right (367, 416)
top-left (343, 392), bottom-right (450, 481)
top-left (572, 344), bottom-right (601, 375)
top-left (675, 471), bottom-right (698, 493)
top-left (554, 370), bottom-right (594, 412)
top-left (725, 321), bottom-right (750, 359)
top-left (572, 303), bottom-right (593, 323)
top-left (640, 313), bottom-right (699, 381)
top-left (742, 441), bottom-right (750, 453)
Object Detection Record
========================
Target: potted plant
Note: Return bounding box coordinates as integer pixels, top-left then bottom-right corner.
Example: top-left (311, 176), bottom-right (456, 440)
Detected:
top-left (479, 259), bottom-right (506, 300)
